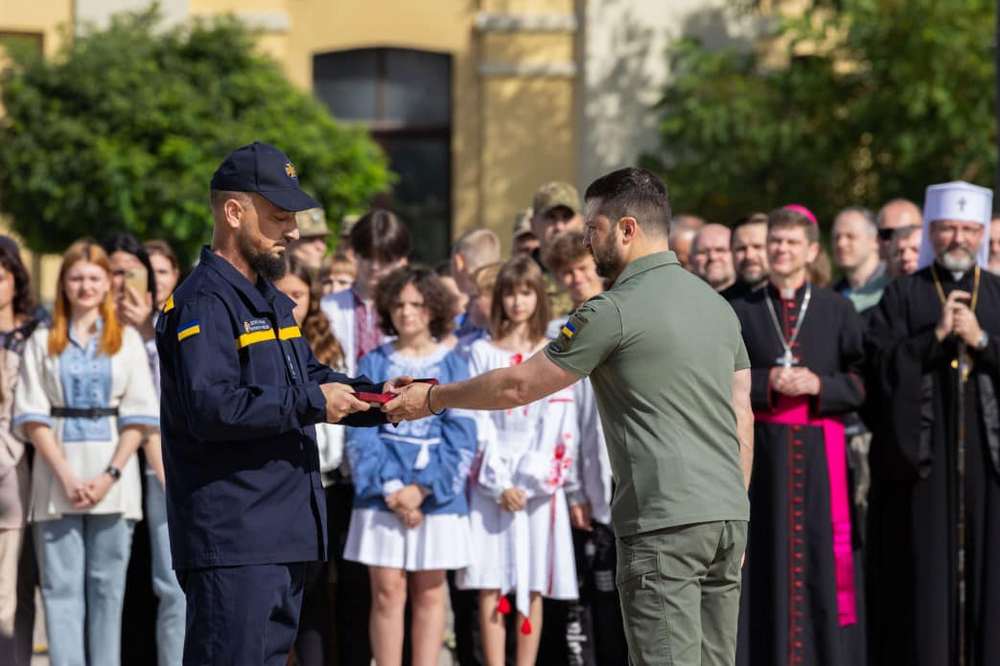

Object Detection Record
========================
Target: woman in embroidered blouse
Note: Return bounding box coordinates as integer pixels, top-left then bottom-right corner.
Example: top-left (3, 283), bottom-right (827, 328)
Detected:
top-left (0, 238), bottom-right (45, 660)
top-left (13, 240), bottom-right (159, 666)
top-left (344, 266), bottom-right (477, 666)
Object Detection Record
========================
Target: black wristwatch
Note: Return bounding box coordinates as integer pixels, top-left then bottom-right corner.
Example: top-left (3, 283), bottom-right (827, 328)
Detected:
top-left (104, 465), bottom-right (122, 482)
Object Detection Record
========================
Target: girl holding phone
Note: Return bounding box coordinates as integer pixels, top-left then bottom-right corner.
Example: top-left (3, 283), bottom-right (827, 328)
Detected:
top-left (104, 233), bottom-right (186, 666)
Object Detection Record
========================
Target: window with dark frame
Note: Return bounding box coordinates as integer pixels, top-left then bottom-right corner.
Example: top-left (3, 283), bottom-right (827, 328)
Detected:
top-left (0, 31), bottom-right (44, 72)
top-left (313, 48), bottom-right (452, 263)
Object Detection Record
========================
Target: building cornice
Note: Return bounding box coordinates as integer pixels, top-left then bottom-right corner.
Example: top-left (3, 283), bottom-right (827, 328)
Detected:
top-left (478, 61), bottom-right (576, 77)
top-left (473, 12), bottom-right (577, 33)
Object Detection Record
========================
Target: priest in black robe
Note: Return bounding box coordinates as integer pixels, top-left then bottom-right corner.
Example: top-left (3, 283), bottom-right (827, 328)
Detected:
top-left (731, 205), bottom-right (867, 666)
top-left (865, 180), bottom-right (1000, 666)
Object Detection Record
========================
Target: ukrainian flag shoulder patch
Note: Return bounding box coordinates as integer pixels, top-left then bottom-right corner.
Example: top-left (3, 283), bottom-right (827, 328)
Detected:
top-left (560, 321), bottom-right (577, 339)
top-left (177, 320), bottom-right (201, 341)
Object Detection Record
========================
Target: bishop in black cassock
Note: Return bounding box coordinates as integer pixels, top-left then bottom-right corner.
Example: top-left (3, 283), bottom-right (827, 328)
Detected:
top-left (731, 206), bottom-right (867, 666)
top-left (865, 181), bottom-right (1000, 666)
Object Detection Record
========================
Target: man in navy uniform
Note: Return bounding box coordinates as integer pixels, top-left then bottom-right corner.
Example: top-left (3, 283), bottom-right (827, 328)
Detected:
top-left (156, 142), bottom-right (387, 665)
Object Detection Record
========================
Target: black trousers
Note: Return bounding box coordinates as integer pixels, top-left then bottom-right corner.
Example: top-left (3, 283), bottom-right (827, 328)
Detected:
top-left (179, 563), bottom-right (305, 666)
top-left (539, 523), bottom-right (629, 666)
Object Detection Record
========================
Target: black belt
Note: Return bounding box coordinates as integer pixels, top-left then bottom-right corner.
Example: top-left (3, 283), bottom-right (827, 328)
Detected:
top-left (50, 407), bottom-right (119, 419)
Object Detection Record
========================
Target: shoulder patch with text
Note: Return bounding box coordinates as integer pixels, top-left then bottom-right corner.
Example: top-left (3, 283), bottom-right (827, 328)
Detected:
top-left (242, 318), bottom-right (271, 334)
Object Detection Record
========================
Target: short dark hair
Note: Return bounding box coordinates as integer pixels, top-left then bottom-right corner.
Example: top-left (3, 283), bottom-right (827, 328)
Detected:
top-left (375, 265), bottom-right (454, 340)
top-left (583, 167), bottom-right (672, 235)
top-left (209, 189), bottom-right (251, 210)
top-left (767, 208), bottom-right (820, 243)
top-left (732, 212), bottom-right (769, 231)
top-left (102, 232), bottom-right (157, 304)
top-left (350, 209), bottom-right (411, 262)
top-left (542, 230), bottom-right (589, 274)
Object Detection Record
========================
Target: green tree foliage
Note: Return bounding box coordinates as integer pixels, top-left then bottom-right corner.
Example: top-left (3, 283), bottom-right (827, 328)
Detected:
top-left (0, 10), bottom-right (392, 260)
top-left (642, 0), bottom-right (996, 226)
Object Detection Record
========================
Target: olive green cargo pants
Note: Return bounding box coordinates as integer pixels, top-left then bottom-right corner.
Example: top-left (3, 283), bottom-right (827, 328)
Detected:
top-left (616, 520), bottom-right (747, 666)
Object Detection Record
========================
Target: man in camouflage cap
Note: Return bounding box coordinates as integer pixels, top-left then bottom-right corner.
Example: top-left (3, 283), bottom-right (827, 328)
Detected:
top-left (531, 181), bottom-right (584, 317)
top-left (290, 207), bottom-right (330, 270)
top-left (532, 181), bottom-right (584, 245)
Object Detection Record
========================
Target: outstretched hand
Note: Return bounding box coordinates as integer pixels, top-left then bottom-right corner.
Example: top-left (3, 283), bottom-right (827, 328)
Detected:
top-left (384, 376), bottom-right (415, 393)
top-left (383, 382), bottom-right (434, 423)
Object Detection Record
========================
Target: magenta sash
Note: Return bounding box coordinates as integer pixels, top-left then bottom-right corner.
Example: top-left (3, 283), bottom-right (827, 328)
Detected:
top-left (756, 396), bottom-right (858, 627)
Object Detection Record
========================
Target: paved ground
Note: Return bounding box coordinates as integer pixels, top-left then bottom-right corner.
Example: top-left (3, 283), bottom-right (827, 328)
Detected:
top-left (27, 592), bottom-right (458, 665)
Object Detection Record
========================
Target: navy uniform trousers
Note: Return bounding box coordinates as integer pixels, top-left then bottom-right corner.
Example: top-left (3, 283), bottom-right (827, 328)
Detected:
top-left (179, 564), bottom-right (306, 666)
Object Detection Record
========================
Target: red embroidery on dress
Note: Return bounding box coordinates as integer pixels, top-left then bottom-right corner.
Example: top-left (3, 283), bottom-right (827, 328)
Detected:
top-left (497, 596), bottom-right (511, 615)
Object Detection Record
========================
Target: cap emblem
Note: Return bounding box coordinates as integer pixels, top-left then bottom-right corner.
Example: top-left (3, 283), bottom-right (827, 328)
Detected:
top-left (285, 162), bottom-right (298, 179)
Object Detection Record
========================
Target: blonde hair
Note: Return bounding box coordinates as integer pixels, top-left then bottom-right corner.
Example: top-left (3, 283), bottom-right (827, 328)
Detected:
top-left (472, 262), bottom-right (501, 296)
top-left (453, 229), bottom-right (501, 274)
top-left (48, 240), bottom-right (122, 357)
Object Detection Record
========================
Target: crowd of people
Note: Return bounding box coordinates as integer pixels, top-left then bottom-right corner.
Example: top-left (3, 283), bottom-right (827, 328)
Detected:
top-left (0, 147), bottom-right (998, 666)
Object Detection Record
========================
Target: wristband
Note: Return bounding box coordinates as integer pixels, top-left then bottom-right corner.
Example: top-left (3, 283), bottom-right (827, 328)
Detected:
top-left (104, 465), bottom-right (122, 482)
top-left (426, 384), bottom-right (445, 416)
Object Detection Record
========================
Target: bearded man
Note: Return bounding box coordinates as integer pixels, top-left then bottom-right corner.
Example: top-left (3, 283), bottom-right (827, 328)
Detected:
top-left (156, 142), bottom-right (389, 664)
top-left (866, 180), bottom-right (1000, 666)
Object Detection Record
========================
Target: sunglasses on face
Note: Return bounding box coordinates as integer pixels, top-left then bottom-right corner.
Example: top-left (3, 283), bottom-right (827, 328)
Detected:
top-left (878, 225), bottom-right (921, 241)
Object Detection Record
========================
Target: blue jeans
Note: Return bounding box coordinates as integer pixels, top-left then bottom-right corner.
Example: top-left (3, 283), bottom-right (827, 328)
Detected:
top-left (34, 514), bottom-right (135, 666)
top-left (146, 476), bottom-right (185, 666)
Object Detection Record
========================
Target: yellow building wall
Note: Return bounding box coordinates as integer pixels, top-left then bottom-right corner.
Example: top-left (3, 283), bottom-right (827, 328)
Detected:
top-left (1, 0), bottom-right (581, 270)
top-left (191, 0), bottom-right (579, 254)
top-left (0, 0), bottom-right (73, 57)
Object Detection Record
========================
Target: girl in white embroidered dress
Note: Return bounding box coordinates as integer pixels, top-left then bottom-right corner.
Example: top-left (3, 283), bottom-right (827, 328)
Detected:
top-left (458, 256), bottom-right (579, 666)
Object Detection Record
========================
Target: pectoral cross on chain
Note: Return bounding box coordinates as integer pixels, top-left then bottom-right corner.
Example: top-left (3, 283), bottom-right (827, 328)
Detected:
top-left (777, 348), bottom-right (799, 368)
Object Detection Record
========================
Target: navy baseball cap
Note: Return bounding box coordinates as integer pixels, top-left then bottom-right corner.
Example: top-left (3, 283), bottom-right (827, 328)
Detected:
top-left (210, 141), bottom-right (320, 212)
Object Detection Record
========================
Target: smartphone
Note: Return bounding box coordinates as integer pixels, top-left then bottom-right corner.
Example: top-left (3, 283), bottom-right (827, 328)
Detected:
top-left (124, 265), bottom-right (149, 298)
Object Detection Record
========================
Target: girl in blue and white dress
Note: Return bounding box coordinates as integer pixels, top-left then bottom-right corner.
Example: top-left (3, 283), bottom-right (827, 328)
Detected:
top-left (458, 255), bottom-right (580, 666)
top-left (343, 266), bottom-right (477, 666)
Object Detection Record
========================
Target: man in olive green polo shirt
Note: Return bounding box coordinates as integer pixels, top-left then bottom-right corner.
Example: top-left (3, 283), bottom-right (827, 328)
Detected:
top-left (385, 167), bottom-right (753, 666)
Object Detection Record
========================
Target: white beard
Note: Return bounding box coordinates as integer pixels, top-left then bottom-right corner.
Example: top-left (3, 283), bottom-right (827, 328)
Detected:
top-left (939, 248), bottom-right (976, 273)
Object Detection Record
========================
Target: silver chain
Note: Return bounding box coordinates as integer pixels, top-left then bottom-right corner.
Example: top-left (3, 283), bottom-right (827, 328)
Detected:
top-left (764, 283), bottom-right (812, 366)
